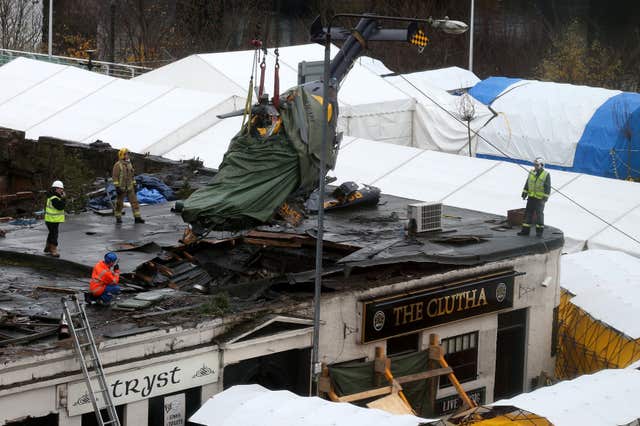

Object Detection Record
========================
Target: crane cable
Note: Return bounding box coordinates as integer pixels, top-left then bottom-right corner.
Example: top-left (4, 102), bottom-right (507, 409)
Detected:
top-left (273, 48), bottom-right (280, 109)
top-left (241, 40), bottom-right (262, 133)
top-left (397, 74), bottom-right (640, 247)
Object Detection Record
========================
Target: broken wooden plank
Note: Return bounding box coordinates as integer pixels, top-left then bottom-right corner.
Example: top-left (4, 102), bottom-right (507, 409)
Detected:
top-left (104, 326), bottom-right (159, 338)
top-left (0, 328), bottom-right (58, 347)
top-left (243, 237), bottom-right (302, 248)
top-left (34, 286), bottom-right (77, 294)
top-left (395, 367), bottom-right (453, 384)
top-left (336, 386), bottom-right (393, 403)
top-left (246, 230), bottom-right (308, 241)
top-left (148, 261), bottom-right (174, 277)
top-left (366, 393), bottom-right (414, 415)
top-left (131, 303), bottom-right (205, 319)
top-left (180, 251), bottom-right (195, 262)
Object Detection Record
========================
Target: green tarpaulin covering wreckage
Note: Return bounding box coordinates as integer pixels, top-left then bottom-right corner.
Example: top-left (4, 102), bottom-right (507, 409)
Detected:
top-left (181, 85), bottom-right (336, 230)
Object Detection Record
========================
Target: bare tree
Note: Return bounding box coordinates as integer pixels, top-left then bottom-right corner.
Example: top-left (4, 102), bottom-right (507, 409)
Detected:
top-left (458, 93), bottom-right (476, 157)
top-left (0, 0), bottom-right (43, 51)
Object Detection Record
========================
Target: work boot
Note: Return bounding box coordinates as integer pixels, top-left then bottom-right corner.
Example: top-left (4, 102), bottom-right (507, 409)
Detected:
top-left (536, 228), bottom-right (544, 238)
top-left (115, 216), bottom-right (122, 224)
top-left (134, 217), bottom-right (145, 224)
top-left (83, 292), bottom-right (94, 305)
top-left (44, 242), bottom-right (51, 253)
top-left (517, 228), bottom-right (530, 236)
top-left (49, 244), bottom-right (60, 258)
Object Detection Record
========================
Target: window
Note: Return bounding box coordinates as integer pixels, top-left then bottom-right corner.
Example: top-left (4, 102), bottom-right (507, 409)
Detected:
top-left (440, 331), bottom-right (478, 388)
top-left (387, 332), bottom-right (420, 356)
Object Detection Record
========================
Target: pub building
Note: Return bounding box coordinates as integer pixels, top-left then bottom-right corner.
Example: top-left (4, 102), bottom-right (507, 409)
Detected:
top-left (0, 197), bottom-right (563, 425)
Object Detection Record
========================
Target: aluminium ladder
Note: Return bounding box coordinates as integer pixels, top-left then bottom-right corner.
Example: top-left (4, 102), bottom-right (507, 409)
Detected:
top-left (61, 295), bottom-right (120, 426)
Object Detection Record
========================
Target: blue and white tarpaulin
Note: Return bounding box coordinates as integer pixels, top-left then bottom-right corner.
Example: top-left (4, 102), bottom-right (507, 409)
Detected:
top-left (469, 77), bottom-right (640, 179)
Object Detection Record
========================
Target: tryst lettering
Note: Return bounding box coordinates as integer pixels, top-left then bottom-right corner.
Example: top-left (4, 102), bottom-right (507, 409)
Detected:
top-left (110, 366), bottom-right (182, 399)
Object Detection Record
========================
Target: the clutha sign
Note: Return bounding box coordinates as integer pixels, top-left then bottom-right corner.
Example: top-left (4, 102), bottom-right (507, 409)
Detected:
top-left (361, 272), bottom-right (516, 343)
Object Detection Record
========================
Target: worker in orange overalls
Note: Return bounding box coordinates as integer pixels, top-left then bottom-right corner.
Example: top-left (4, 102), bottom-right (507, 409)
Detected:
top-left (85, 252), bottom-right (121, 305)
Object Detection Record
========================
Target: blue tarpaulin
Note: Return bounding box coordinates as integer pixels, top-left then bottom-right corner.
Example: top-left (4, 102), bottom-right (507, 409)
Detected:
top-left (469, 77), bottom-right (640, 179)
top-left (468, 76), bottom-right (522, 105)
top-left (136, 188), bottom-right (167, 204)
top-left (135, 174), bottom-right (175, 201)
top-left (88, 176), bottom-right (172, 210)
top-left (573, 92), bottom-right (640, 178)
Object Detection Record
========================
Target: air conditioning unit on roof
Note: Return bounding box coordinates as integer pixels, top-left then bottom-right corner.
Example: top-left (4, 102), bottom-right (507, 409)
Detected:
top-left (408, 202), bottom-right (442, 233)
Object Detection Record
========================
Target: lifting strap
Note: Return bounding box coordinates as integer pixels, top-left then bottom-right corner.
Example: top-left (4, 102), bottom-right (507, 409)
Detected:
top-left (273, 48), bottom-right (280, 109)
top-left (242, 39), bottom-right (262, 133)
top-left (258, 47), bottom-right (267, 97)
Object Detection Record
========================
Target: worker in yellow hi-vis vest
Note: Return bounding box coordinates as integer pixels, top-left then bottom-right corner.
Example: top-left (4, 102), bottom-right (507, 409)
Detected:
top-left (518, 157), bottom-right (551, 237)
top-left (112, 148), bottom-right (144, 224)
top-left (44, 180), bottom-right (66, 257)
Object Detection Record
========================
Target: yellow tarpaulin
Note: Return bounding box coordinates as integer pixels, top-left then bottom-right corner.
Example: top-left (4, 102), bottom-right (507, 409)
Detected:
top-left (556, 289), bottom-right (640, 379)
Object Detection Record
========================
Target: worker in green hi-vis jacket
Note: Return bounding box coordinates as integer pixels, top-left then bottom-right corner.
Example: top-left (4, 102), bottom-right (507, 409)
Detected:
top-left (518, 157), bottom-right (551, 238)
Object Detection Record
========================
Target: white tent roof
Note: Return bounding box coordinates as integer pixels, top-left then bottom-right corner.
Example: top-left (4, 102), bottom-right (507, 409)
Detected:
top-left (135, 44), bottom-right (416, 146)
top-left (384, 73), bottom-right (494, 154)
top-left (399, 66), bottom-right (480, 92)
top-left (561, 250), bottom-right (640, 339)
top-left (189, 384), bottom-right (433, 426)
top-left (356, 56), bottom-right (395, 76)
top-left (493, 369), bottom-right (640, 426)
top-left (471, 79), bottom-right (620, 169)
top-left (164, 116), bottom-right (242, 169)
top-left (0, 57), bottom-right (241, 156)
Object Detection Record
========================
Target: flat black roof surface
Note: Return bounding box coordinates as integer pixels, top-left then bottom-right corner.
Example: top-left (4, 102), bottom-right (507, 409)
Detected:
top-left (0, 194), bottom-right (563, 356)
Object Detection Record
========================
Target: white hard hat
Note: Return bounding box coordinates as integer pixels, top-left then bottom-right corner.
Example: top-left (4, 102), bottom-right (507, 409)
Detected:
top-left (534, 157), bottom-right (544, 166)
top-left (51, 180), bottom-right (64, 189)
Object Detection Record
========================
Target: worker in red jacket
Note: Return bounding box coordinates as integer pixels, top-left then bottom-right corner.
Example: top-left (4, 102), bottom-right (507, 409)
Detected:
top-left (85, 252), bottom-right (121, 305)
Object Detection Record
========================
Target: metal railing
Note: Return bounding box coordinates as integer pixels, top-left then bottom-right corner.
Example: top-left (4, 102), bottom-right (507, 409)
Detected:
top-left (0, 48), bottom-right (151, 79)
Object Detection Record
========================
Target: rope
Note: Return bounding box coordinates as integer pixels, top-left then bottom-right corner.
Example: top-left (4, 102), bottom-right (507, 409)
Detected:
top-left (258, 48), bottom-right (266, 97)
top-left (610, 149), bottom-right (640, 176)
top-left (397, 74), bottom-right (640, 247)
top-left (241, 47), bottom-right (260, 133)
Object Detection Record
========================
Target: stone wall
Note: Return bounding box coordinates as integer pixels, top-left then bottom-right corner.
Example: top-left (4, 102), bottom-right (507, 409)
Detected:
top-left (0, 127), bottom-right (206, 216)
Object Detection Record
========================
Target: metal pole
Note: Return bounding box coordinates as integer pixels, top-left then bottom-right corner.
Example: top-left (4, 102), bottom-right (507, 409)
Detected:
top-left (110, 0), bottom-right (116, 64)
top-left (469, 0), bottom-right (475, 72)
top-left (311, 27), bottom-right (332, 397)
top-left (48, 0), bottom-right (53, 56)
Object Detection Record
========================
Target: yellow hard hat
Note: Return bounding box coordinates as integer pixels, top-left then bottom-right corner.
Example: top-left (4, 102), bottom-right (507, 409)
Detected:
top-left (118, 148), bottom-right (129, 159)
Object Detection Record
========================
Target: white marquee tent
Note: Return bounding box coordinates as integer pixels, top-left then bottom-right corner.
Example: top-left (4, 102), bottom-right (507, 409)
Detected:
top-left (492, 368), bottom-right (640, 426)
top-left (385, 73), bottom-right (493, 154)
top-left (0, 57), bottom-right (241, 155)
top-left (561, 249), bottom-right (640, 340)
top-left (135, 43), bottom-right (415, 146)
top-left (136, 43), bottom-right (492, 154)
top-left (189, 384), bottom-right (432, 426)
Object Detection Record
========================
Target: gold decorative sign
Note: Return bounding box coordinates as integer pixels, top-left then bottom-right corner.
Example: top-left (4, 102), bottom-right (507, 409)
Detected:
top-left (361, 272), bottom-right (516, 343)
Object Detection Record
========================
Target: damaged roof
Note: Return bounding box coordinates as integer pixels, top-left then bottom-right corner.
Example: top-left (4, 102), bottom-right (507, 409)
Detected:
top-left (0, 192), bottom-right (563, 357)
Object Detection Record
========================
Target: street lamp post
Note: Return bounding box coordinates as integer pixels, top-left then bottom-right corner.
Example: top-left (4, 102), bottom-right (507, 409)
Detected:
top-left (48, 0), bottom-right (53, 56)
top-left (469, 0), bottom-right (475, 72)
top-left (311, 14), bottom-right (468, 395)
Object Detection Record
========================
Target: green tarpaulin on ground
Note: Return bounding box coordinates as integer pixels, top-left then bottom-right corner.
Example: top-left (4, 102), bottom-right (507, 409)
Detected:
top-left (182, 85), bottom-right (338, 230)
top-left (328, 351), bottom-right (430, 417)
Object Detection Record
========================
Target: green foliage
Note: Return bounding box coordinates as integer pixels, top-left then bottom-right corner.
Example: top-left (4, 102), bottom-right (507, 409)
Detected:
top-left (62, 153), bottom-right (93, 213)
top-left (199, 292), bottom-right (230, 316)
top-left (537, 20), bottom-right (622, 89)
top-left (175, 178), bottom-right (195, 200)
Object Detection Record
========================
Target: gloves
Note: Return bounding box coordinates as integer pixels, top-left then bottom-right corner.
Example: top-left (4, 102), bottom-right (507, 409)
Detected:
top-left (116, 187), bottom-right (124, 195)
top-left (521, 191), bottom-right (528, 200)
top-left (113, 264), bottom-right (120, 272)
